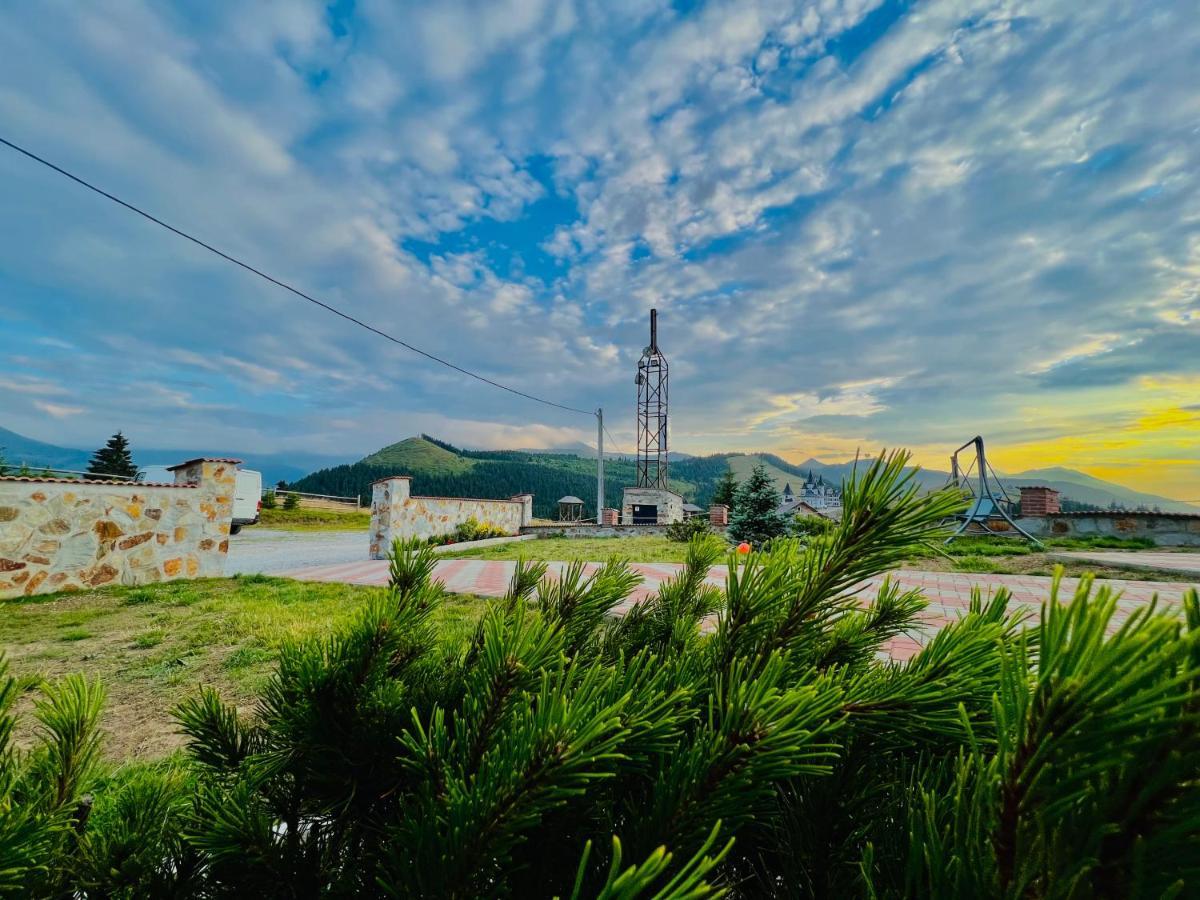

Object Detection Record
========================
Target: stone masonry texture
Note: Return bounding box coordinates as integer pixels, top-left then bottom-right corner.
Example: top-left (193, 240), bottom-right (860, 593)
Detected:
top-left (370, 476), bottom-right (533, 559)
top-left (0, 459), bottom-right (237, 599)
top-left (621, 487), bottom-right (685, 524)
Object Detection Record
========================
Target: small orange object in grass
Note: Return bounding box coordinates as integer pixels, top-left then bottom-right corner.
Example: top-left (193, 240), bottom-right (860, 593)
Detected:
top-left (736, 542), bottom-right (751, 554)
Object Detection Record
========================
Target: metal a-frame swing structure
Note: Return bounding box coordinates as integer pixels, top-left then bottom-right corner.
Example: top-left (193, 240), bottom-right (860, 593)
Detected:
top-left (944, 435), bottom-right (1042, 546)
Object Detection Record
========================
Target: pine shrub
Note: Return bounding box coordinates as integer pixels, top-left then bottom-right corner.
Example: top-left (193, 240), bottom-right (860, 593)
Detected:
top-left (5, 450), bottom-right (1200, 896)
top-left (666, 515), bottom-right (714, 543)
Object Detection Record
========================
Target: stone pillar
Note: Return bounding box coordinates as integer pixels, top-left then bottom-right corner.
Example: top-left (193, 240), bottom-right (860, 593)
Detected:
top-left (370, 476), bottom-right (411, 559)
top-left (1018, 486), bottom-right (1060, 516)
top-left (510, 493), bottom-right (534, 526)
top-left (709, 504), bottom-right (729, 527)
top-left (164, 457), bottom-right (239, 577)
top-left (600, 507), bottom-right (619, 526)
top-left (168, 458), bottom-right (237, 539)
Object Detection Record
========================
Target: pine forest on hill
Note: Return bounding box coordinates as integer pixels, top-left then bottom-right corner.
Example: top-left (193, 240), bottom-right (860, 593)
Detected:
top-left (282, 434), bottom-right (1200, 519)
top-left (289, 436), bottom-right (723, 519)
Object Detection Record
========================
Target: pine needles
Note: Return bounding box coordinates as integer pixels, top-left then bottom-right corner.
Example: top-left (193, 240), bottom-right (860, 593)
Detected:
top-left (1, 450), bottom-right (1197, 897)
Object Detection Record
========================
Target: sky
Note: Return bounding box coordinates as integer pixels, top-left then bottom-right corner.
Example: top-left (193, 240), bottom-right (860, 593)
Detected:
top-left (0, 0), bottom-right (1197, 499)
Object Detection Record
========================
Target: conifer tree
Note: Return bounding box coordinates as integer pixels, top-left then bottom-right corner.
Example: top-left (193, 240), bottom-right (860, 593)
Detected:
top-left (728, 462), bottom-right (785, 545)
top-left (711, 469), bottom-right (738, 510)
top-left (6, 450), bottom-right (1200, 896)
top-left (86, 431), bottom-right (138, 480)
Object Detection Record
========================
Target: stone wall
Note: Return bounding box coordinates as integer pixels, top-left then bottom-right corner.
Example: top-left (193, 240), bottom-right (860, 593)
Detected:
top-left (520, 523), bottom-right (674, 538)
top-left (370, 476), bottom-right (533, 558)
top-left (621, 487), bottom-right (685, 524)
top-left (0, 458), bottom-right (237, 599)
top-left (1017, 512), bottom-right (1200, 547)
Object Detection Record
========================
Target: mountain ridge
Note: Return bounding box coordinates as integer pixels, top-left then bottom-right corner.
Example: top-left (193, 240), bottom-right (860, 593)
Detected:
top-left (2, 426), bottom-right (1194, 514)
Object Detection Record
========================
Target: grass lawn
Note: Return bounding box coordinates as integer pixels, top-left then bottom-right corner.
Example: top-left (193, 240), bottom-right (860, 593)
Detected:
top-left (0, 577), bottom-right (486, 761)
top-left (901, 535), bottom-right (1198, 582)
top-left (440, 535), bottom-right (698, 563)
top-left (437, 532), bottom-right (1193, 582)
top-left (258, 507), bottom-right (370, 531)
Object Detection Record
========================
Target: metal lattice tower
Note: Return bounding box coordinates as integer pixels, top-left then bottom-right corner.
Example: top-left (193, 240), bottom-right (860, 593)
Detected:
top-left (635, 309), bottom-right (669, 489)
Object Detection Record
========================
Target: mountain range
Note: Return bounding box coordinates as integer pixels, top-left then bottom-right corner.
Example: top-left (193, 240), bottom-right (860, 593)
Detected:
top-left (0, 426), bottom-right (348, 486)
top-left (3, 426), bottom-right (1196, 516)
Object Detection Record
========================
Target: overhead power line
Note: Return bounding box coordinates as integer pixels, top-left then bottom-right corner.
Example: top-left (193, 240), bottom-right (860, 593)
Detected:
top-left (603, 425), bottom-right (633, 460)
top-left (0, 135), bottom-right (592, 417)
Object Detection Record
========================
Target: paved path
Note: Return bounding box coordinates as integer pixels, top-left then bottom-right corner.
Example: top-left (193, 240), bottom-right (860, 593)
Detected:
top-left (1050, 551), bottom-right (1200, 578)
top-left (226, 529), bottom-right (366, 575)
top-left (278, 558), bottom-right (1198, 661)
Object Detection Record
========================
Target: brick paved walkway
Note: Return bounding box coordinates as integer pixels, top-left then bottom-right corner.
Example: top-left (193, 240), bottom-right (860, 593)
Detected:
top-left (279, 559), bottom-right (1197, 661)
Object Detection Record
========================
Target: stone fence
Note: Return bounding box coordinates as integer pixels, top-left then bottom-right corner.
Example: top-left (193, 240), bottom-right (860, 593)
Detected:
top-left (0, 458), bottom-right (238, 599)
top-left (370, 476), bottom-right (533, 559)
top-left (1016, 512), bottom-right (1200, 547)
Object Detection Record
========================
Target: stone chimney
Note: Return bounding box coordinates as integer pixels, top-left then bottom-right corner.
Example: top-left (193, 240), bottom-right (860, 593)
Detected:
top-left (1019, 485), bottom-right (1060, 516)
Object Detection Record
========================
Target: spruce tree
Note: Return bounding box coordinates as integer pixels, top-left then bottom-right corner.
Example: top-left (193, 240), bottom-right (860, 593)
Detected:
top-left (86, 431), bottom-right (138, 480)
top-left (711, 469), bottom-right (738, 510)
top-left (728, 463), bottom-right (785, 545)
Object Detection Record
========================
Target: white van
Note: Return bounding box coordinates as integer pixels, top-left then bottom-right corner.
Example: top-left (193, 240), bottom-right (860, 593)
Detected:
top-left (231, 468), bottom-right (262, 535)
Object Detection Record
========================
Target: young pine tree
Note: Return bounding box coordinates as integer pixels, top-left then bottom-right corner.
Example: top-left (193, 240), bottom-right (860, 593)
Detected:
top-left (728, 463), bottom-right (785, 545)
top-left (86, 431), bottom-right (138, 480)
top-left (11, 450), bottom-right (1200, 896)
top-left (711, 469), bottom-right (738, 511)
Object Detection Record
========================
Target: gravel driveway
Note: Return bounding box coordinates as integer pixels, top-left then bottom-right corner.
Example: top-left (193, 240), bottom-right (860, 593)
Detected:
top-left (225, 528), bottom-right (368, 576)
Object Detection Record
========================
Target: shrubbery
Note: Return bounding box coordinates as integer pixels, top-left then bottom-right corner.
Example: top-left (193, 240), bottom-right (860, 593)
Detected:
top-left (789, 513), bottom-right (834, 538)
top-left (282, 491), bottom-right (300, 510)
top-left (426, 516), bottom-right (511, 546)
top-left (260, 490), bottom-right (277, 509)
top-left (3, 451), bottom-right (1199, 896)
top-left (665, 515), bottom-right (713, 543)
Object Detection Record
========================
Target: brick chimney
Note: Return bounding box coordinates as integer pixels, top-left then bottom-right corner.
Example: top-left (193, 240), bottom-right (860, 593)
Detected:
top-left (1019, 486), bottom-right (1060, 516)
top-left (709, 504), bottom-right (729, 527)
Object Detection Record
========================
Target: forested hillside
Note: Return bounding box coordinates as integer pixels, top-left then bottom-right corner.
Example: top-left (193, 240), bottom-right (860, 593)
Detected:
top-left (286, 435), bottom-right (1198, 518)
top-left (287, 436), bottom-right (732, 519)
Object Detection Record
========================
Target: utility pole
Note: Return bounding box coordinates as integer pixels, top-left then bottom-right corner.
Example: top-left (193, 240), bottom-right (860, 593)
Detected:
top-left (596, 408), bottom-right (605, 524)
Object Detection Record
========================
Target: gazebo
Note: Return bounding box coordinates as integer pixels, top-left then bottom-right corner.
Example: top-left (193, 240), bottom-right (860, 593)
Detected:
top-left (557, 495), bottom-right (585, 522)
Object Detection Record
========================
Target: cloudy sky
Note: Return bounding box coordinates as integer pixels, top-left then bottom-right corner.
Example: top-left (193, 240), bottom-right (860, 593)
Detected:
top-left (1, 0), bottom-right (1197, 498)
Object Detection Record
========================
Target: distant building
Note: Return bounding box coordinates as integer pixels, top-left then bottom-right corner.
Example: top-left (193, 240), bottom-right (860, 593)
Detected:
top-left (778, 473), bottom-right (842, 519)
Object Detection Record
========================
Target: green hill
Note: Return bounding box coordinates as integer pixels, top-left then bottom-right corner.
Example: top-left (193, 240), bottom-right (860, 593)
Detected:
top-left (359, 436), bottom-right (475, 474)
top-left (288, 435), bottom-right (1199, 520)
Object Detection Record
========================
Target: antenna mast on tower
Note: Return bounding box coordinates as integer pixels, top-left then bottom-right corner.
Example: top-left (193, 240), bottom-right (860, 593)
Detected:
top-left (635, 309), bottom-right (669, 489)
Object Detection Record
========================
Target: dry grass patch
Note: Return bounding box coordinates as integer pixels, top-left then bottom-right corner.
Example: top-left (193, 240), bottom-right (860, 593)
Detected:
top-left (0, 576), bottom-right (486, 761)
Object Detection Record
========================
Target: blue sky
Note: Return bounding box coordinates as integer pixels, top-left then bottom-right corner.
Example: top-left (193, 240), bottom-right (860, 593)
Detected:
top-left (0, 0), bottom-right (1197, 497)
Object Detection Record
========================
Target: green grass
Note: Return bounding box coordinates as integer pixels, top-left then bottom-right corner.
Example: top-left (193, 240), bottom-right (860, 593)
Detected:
top-left (439, 535), bottom-right (702, 563)
top-left (358, 436), bottom-right (476, 473)
top-left (259, 507), bottom-right (370, 531)
top-left (0, 577), bottom-right (487, 761)
top-left (909, 534), bottom-right (1156, 560)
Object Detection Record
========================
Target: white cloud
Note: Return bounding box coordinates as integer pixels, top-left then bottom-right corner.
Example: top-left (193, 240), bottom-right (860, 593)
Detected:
top-left (34, 400), bottom-right (84, 418)
top-left (0, 0), bottom-right (1196, 496)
